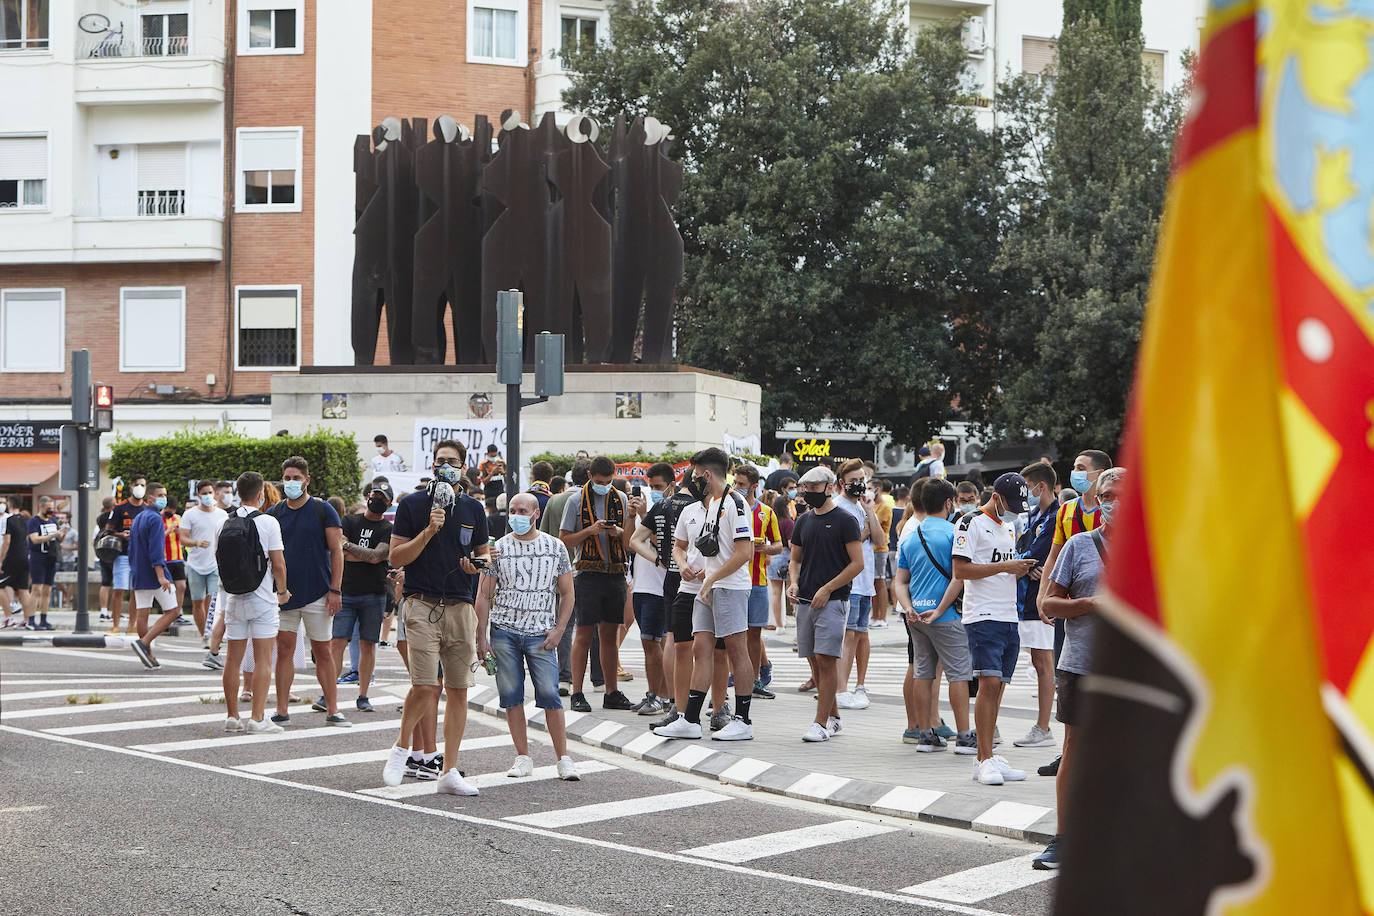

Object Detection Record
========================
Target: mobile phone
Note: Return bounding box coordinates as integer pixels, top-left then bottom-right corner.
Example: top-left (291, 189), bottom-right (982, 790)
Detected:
top-left (471, 557), bottom-right (489, 569)
top-left (632, 485), bottom-right (642, 498)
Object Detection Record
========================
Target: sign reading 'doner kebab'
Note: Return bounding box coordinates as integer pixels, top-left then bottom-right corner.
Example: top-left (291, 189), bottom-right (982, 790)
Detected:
top-left (0, 422), bottom-right (63, 452)
top-left (785, 437), bottom-right (876, 468)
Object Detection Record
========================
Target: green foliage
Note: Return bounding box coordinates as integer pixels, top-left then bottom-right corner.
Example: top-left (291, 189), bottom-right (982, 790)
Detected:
top-left (531, 448), bottom-right (768, 477)
top-left (1063, 0), bottom-right (1141, 44)
top-left (564, 0), bottom-right (1005, 447)
top-left (108, 426), bottom-right (361, 504)
top-left (991, 16), bottom-right (1186, 458)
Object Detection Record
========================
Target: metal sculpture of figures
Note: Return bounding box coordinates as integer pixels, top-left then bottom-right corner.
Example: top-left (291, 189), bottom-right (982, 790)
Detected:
top-left (350, 110), bottom-right (682, 366)
top-left (411, 114), bottom-right (493, 364)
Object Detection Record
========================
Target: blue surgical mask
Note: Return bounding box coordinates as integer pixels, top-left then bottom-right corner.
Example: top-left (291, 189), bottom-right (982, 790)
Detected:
top-left (592, 483), bottom-right (611, 496)
top-left (154, 496), bottom-right (168, 510)
top-left (1070, 470), bottom-right (1091, 493)
top-left (648, 489), bottom-right (664, 504)
top-left (199, 494), bottom-right (214, 507)
top-left (282, 480), bottom-right (304, 500)
top-left (1098, 500), bottom-right (1117, 525)
top-left (509, 514), bottom-right (534, 535)
top-left (786, 488), bottom-right (797, 500)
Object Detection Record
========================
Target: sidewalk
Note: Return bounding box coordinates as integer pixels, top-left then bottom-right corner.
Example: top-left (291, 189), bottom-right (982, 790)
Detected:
top-left (467, 616), bottom-right (1061, 843)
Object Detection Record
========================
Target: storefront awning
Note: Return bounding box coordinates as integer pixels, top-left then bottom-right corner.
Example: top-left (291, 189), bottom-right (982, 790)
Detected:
top-left (0, 453), bottom-right (59, 487)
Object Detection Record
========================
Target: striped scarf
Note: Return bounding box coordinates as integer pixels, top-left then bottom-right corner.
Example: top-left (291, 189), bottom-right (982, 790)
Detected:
top-left (576, 486), bottom-right (627, 574)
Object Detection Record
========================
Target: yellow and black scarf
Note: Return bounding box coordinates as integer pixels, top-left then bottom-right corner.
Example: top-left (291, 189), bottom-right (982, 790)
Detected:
top-left (576, 486), bottom-right (627, 574)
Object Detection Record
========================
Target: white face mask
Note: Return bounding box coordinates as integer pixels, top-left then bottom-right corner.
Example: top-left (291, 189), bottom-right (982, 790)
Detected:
top-left (219, 492), bottom-right (232, 507)
top-left (131, 484), bottom-right (146, 500)
top-left (376, 446), bottom-right (385, 454)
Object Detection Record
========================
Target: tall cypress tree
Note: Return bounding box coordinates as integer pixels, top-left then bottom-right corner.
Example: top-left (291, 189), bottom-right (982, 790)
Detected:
top-left (1063, 0), bottom-right (1142, 44)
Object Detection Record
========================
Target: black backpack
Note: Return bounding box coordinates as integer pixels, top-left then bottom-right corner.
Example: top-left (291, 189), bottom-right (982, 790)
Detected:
top-left (217, 510), bottom-right (268, 595)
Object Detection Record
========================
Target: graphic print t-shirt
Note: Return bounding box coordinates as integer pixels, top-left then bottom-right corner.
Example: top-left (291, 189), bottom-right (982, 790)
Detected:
top-left (341, 514), bottom-right (394, 596)
top-left (485, 531), bottom-right (572, 635)
top-left (951, 510), bottom-right (1018, 624)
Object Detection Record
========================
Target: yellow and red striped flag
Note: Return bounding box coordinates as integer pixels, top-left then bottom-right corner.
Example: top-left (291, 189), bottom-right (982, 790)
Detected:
top-left (1057, 1), bottom-right (1374, 912)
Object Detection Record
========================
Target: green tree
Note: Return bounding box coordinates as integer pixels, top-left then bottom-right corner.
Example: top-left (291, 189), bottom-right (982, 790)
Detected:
top-left (563, 0), bottom-right (1007, 446)
top-left (990, 15), bottom-right (1186, 459)
top-left (1063, 0), bottom-right (1141, 43)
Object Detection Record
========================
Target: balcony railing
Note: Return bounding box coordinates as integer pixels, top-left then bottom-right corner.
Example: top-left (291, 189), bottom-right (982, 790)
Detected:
top-left (76, 36), bottom-right (188, 58)
top-left (137, 190), bottom-right (184, 216)
top-left (75, 195), bottom-right (223, 220)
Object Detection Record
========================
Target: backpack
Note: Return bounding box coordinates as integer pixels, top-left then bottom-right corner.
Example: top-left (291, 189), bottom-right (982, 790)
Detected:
top-left (216, 510), bottom-right (268, 595)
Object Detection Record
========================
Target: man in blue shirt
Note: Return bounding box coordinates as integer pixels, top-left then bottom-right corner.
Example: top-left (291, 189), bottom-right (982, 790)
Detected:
top-left (1014, 462), bottom-right (1060, 750)
top-left (894, 479), bottom-right (974, 753)
top-left (128, 483), bottom-right (180, 668)
top-left (268, 456), bottom-right (347, 727)
top-left (380, 438), bottom-right (491, 795)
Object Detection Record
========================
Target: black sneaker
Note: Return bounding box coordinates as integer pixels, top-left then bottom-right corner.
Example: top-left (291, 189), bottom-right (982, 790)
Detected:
top-left (752, 680), bottom-right (776, 700)
top-left (130, 639), bottom-right (154, 669)
top-left (1038, 755), bottom-right (1062, 777)
top-left (649, 708), bottom-right (680, 730)
top-left (311, 697), bottom-right (328, 713)
top-left (558, 682), bottom-right (571, 697)
top-left (569, 692), bottom-right (592, 713)
top-left (630, 693), bottom-right (655, 713)
top-left (709, 704), bottom-right (731, 732)
top-left (603, 690), bottom-right (635, 711)
top-left (414, 757), bottom-right (440, 780)
top-left (1032, 836), bottom-right (1060, 870)
top-left (270, 713), bottom-right (290, 725)
top-left (356, 696), bottom-right (374, 712)
top-left (404, 756), bottom-right (421, 778)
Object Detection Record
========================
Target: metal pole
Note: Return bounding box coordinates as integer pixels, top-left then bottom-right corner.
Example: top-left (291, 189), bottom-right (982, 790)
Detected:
top-left (73, 427), bottom-right (90, 634)
top-left (507, 382), bottom-right (520, 505)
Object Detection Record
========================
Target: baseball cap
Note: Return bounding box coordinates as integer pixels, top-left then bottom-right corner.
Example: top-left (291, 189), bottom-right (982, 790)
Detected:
top-left (917, 445), bottom-right (932, 458)
top-left (993, 472), bottom-right (1030, 514)
top-left (368, 480), bottom-right (395, 503)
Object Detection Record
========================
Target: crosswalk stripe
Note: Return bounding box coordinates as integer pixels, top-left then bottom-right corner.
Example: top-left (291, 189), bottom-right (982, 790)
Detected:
top-left (1, 678), bottom-right (227, 693)
top-left (7, 693), bottom-right (225, 719)
top-left (44, 695), bottom-right (404, 735)
top-left (504, 788), bottom-right (731, 828)
top-left (14, 645), bottom-right (206, 669)
top-left (235, 734), bottom-right (513, 774)
top-left (499, 899), bottom-right (609, 916)
top-left (359, 760), bottom-right (620, 799)
top-left (899, 853), bottom-right (1056, 903)
top-left (130, 715), bottom-right (411, 752)
top-left (680, 819), bottom-right (900, 862)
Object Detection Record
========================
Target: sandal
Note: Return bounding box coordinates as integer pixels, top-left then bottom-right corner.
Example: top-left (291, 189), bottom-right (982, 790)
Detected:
top-left (764, 624), bottom-right (777, 631)
top-left (798, 679), bottom-right (816, 692)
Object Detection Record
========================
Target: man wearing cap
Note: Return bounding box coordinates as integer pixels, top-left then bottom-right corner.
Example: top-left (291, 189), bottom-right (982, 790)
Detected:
top-left (952, 472), bottom-right (1037, 785)
top-left (333, 481), bottom-right (394, 712)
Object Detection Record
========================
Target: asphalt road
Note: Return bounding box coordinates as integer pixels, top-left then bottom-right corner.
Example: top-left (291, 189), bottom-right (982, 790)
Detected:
top-left (0, 634), bottom-right (1056, 916)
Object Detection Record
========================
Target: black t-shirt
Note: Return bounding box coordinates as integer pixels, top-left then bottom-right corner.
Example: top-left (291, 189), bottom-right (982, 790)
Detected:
top-left (2, 515), bottom-right (29, 569)
top-left (487, 512), bottom-right (508, 540)
top-left (645, 491), bottom-right (697, 572)
top-left (108, 499), bottom-right (145, 544)
top-left (792, 505), bottom-right (862, 604)
top-left (342, 513), bottom-right (393, 596)
top-left (763, 468), bottom-right (798, 493)
top-left (96, 511), bottom-right (111, 546)
top-left (391, 490), bottom-right (488, 602)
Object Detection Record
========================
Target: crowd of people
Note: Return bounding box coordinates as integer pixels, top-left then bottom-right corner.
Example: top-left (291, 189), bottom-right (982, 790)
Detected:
top-left (12, 434), bottom-right (1118, 872)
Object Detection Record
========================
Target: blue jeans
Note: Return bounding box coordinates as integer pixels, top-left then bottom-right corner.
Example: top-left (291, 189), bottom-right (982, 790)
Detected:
top-left (491, 625), bottom-right (563, 710)
top-left (747, 584), bottom-right (770, 627)
top-left (333, 593), bottom-right (386, 642)
top-left (846, 594), bottom-right (872, 632)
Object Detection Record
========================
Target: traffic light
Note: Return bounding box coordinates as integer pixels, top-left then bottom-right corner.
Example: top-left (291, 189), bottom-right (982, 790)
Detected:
top-left (93, 383), bottom-right (114, 432)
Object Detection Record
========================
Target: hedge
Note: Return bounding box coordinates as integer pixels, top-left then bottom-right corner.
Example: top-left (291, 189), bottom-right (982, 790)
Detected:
top-left (530, 448), bottom-right (769, 477)
top-left (108, 427), bottom-right (361, 504)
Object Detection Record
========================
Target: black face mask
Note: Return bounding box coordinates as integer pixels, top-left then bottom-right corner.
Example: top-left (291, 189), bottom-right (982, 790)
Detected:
top-left (844, 481), bottom-right (866, 499)
top-left (801, 491), bottom-right (827, 509)
top-left (688, 475), bottom-right (708, 502)
top-left (367, 496), bottom-right (389, 515)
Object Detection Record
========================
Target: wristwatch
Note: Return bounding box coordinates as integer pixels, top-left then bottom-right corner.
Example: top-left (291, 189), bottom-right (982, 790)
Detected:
top-left (328, 587), bottom-right (341, 595)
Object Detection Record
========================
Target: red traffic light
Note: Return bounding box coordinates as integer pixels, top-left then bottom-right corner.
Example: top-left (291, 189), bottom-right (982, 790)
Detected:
top-left (95, 384), bottom-right (113, 408)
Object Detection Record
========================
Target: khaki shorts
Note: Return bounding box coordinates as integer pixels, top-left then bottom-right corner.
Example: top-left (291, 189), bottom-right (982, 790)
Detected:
top-left (402, 596), bottom-right (477, 689)
top-left (278, 596), bottom-right (334, 643)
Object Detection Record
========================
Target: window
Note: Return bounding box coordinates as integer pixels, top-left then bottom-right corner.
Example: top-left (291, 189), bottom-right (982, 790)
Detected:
top-left (120, 288), bottom-right (185, 372)
top-left (560, 15), bottom-right (596, 57)
top-left (1142, 50), bottom-right (1165, 90)
top-left (236, 287), bottom-right (299, 369)
top-left (468, 0), bottom-right (524, 65)
top-left (1022, 36), bottom-right (1056, 78)
top-left (0, 0), bottom-right (48, 51)
top-left (0, 135), bottom-right (46, 210)
top-left (142, 12), bottom-right (188, 56)
top-left (235, 127), bottom-right (301, 212)
top-left (137, 143), bottom-right (186, 216)
top-left (0, 289), bottom-right (63, 372)
top-left (240, 2), bottom-right (301, 54)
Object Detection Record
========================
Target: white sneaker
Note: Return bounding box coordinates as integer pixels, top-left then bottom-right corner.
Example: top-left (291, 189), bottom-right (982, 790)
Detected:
top-left (802, 722), bottom-right (829, 743)
top-left (223, 717), bottom-right (243, 733)
top-left (1013, 725), bottom-right (1055, 748)
top-left (244, 717), bottom-right (283, 735)
top-left (712, 717), bottom-right (754, 741)
top-left (382, 745), bottom-right (410, 787)
top-left (973, 758), bottom-right (1005, 785)
top-left (849, 686), bottom-right (871, 709)
top-left (990, 755), bottom-right (1027, 781)
top-left (437, 767), bottom-right (480, 796)
top-left (653, 717), bottom-right (703, 740)
top-left (835, 691), bottom-right (858, 709)
top-left (869, 618), bottom-right (889, 628)
top-left (826, 715), bottom-right (842, 736)
top-left (506, 754), bottom-right (534, 778)
top-left (557, 756), bottom-right (580, 781)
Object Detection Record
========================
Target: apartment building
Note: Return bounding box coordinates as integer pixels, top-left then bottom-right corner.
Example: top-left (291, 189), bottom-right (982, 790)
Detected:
top-left (0, 0), bottom-right (555, 506)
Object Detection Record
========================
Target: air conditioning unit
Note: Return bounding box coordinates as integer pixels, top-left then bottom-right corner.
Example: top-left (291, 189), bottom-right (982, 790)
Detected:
top-left (879, 440), bottom-right (909, 474)
top-left (961, 16), bottom-right (986, 54)
top-left (963, 441), bottom-right (985, 464)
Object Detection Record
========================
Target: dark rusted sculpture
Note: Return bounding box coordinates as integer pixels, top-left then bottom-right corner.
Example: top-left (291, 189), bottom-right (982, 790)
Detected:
top-left (551, 115), bottom-right (612, 363)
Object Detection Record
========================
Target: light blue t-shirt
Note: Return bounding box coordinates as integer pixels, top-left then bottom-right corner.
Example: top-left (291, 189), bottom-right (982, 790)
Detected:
top-left (897, 516), bottom-right (958, 624)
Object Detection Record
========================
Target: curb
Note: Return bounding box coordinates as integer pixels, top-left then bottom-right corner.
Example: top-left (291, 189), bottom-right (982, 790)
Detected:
top-left (463, 684), bottom-right (1057, 844)
top-left (0, 633), bottom-right (132, 648)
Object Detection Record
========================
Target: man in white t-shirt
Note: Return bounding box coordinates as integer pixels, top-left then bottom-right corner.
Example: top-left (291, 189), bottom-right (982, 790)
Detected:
top-left (369, 434), bottom-right (407, 478)
top-left (219, 471), bottom-right (289, 735)
top-left (952, 472), bottom-right (1036, 786)
top-left (180, 479), bottom-right (228, 649)
top-left (654, 448), bottom-right (756, 742)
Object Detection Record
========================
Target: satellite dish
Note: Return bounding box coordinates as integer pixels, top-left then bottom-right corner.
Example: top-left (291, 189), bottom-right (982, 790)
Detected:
top-left (501, 109), bottom-right (522, 131)
top-left (565, 114), bottom-right (600, 144)
top-left (435, 115), bottom-right (459, 143)
top-left (381, 117), bottom-right (402, 141)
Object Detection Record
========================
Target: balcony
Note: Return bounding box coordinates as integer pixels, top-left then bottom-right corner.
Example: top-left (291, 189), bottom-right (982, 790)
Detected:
top-left (73, 13), bottom-right (224, 106)
top-left (71, 194), bottom-right (223, 262)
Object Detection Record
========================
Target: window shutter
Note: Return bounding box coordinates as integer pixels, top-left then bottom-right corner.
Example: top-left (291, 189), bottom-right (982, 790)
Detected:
top-left (0, 137), bottom-right (47, 181)
top-left (240, 292), bottom-right (298, 329)
top-left (1022, 37), bottom-right (1057, 76)
top-left (239, 131), bottom-right (298, 171)
top-left (137, 144), bottom-right (186, 190)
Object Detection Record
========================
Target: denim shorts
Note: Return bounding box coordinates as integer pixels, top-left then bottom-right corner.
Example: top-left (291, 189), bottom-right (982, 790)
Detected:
top-left (846, 594), bottom-right (872, 632)
top-left (632, 592), bottom-right (668, 641)
top-left (747, 584), bottom-right (770, 627)
top-left (491, 625), bottom-right (562, 710)
top-left (112, 554), bottom-right (131, 591)
top-left (334, 592), bottom-right (386, 642)
top-left (764, 553), bottom-right (789, 582)
top-left (187, 568), bottom-right (220, 601)
top-left (966, 619), bottom-right (1020, 683)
